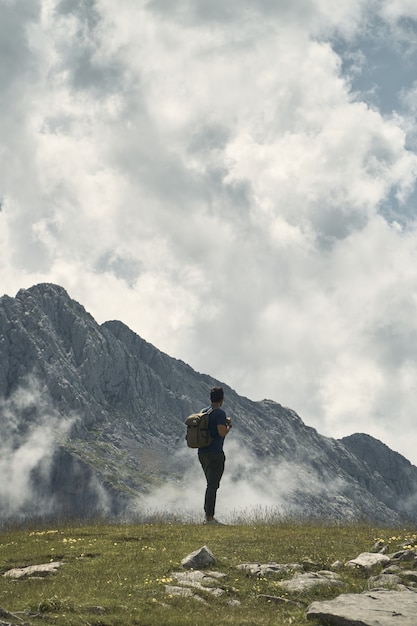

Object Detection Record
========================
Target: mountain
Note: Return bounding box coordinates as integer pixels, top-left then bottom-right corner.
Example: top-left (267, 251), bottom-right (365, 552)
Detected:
top-left (1, 283), bottom-right (417, 524)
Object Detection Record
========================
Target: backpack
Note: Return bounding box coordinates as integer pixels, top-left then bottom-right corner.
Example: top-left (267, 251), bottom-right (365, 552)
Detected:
top-left (184, 408), bottom-right (213, 448)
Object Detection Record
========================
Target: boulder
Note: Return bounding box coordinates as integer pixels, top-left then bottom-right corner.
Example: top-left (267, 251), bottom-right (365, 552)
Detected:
top-left (402, 570), bottom-right (417, 584)
top-left (171, 570), bottom-right (226, 596)
top-left (236, 562), bottom-right (302, 577)
top-left (181, 546), bottom-right (215, 569)
top-left (277, 571), bottom-right (345, 593)
top-left (345, 551), bottom-right (390, 574)
top-left (3, 562), bottom-right (63, 579)
top-left (307, 590), bottom-right (417, 625)
top-left (166, 569), bottom-right (227, 602)
top-left (164, 585), bottom-right (195, 599)
top-left (367, 572), bottom-right (403, 590)
top-left (391, 549), bottom-right (416, 563)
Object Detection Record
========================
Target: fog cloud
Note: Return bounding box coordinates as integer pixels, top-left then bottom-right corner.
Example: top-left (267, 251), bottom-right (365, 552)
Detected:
top-left (135, 439), bottom-right (357, 523)
top-left (0, 377), bottom-right (75, 517)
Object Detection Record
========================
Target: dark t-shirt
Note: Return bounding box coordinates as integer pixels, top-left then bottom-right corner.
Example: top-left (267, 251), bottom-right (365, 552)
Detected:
top-left (198, 406), bottom-right (227, 453)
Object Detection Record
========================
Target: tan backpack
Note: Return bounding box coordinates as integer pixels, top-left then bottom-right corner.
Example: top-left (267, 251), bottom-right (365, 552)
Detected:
top-left (184, 408), bottom-right (213, 448)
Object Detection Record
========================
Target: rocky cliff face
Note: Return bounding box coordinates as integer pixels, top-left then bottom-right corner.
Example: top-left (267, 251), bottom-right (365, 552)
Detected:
top-left (1, 283), bottom-right (417, 523)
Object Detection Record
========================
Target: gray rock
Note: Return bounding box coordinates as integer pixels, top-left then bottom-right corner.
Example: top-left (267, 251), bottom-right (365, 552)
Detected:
top-left (370, 540), bottom-right (385, 553)
top-left (167, 568), bottom-right (226, 601)
top-left (391, 549), bottom-right (416, 563)
top-left (383, 564), bottom-right (402, 573)
top-left (164, 585), bottom-right (196, 599)
top-left (301, 559), bottom-right (322, 571)
top-left (236, 562), bottom-right (302, 577)
top-left (367, 572), bottom-right (403, 589)
top-left (3, 562), bottom-right (63, 579)
top-left (367, 566), bottom-right (417, 590)
top-left (306, 590), bottom-right (417, 625)
top-left (402, 570), bottom-right (417, 584)
top-left (345, 552), bottom-right (390, 574)
top-left (181, 546), bottom-right (215, 569)
top-left (277, 571), bottom-right (345, 593)
top-left (171, 570), bottom-right (226, 593)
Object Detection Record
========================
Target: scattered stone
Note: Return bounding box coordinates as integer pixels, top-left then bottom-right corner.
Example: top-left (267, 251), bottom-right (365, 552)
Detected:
top-left (301, 559), bottom-right (322, 572)
top-left (345, 552), bottom-right (390, 574)
top-left (391, 549), bottom-right (416, 563)
top-left (276, 570), bottom-right (345, 594)
top-left (171, 542), bottom-right (417, 618)
top-left (370, 540), bottom-right (385, 553)
top-left (170, 570), bottom-right (226, 597)
top-left (172, 570), bottom-right (226, 584)
top-left (201, 570), bottom-right (227, 580)
top-left (330, 560), bottom-right (344, 570)
top-left (383, 564), bottom-right (402, 574)
top-left (165, 569), bottom-right (229, 602)
top-left (306, 589), bottom-right (417, 625)
top-left (236, 562), bottom-right (302, 577)
top-left (165, 585), bottom-right (196, 599)
top-left (402, 570), bottom-right (417, 584)
top-left (370, 566), bottom-right (417, 589)
top-left (367, 572), bottom-right (403, 590)
top-left (3, 562), bottom-right (64, 579)
top-left (181, 546), bottom-right (215, 570)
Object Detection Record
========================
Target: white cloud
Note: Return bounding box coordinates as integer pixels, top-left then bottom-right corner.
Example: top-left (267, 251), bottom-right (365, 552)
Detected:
top-left (380, 0), bottom-right (417, 23)
top-left (0, 377), bottom-right (76, 516)
top-left (2, 0), bottom-right (417, 467)
top-left (135, 438), bottom-right (354, 522)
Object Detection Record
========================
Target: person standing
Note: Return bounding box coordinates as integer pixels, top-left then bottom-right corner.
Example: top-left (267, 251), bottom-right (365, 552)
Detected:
top-left (198, 386), bottom-right (232, 525)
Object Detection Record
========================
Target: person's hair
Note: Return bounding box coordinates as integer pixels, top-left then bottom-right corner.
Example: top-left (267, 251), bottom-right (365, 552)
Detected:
top-left (210, 386), bottom-right (224, 403)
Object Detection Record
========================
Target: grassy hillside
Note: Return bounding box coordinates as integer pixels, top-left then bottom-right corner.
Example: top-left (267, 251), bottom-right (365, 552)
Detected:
top-left (0, 519), bottom-right (414, 625)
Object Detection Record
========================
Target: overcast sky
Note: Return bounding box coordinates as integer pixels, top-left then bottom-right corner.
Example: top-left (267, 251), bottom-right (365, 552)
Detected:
top-left (2, 0), bottom-right (417, 465)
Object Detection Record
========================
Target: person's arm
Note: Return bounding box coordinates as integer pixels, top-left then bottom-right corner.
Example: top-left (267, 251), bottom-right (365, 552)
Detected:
top-left (217, 417), bottom-right (232, 438)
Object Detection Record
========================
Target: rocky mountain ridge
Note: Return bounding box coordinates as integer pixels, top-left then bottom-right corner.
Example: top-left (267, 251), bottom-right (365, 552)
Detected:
top-left (1, 283), bottom-right (417, 523)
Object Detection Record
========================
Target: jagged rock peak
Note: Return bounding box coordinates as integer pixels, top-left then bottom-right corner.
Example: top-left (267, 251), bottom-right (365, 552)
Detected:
top-left (13, 283), bottom-right (92, 320)
top-left (16, 283), bottom-right (71, 300)
top-left (341, 433), bottom-right (412, 466)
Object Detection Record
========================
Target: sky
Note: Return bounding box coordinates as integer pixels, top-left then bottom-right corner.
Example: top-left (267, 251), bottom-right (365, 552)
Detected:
top-left (2, 0), bottom-right (417, 466)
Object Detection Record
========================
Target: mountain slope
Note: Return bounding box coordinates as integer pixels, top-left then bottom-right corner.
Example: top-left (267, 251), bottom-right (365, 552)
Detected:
top-left (0, 283), bottom-right (416, 523)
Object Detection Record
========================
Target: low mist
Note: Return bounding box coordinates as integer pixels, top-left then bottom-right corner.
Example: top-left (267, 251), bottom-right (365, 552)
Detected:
top-left (134, 439), bottom-right (354, 523)
top-left (0, 377), bottom-right (75, 518)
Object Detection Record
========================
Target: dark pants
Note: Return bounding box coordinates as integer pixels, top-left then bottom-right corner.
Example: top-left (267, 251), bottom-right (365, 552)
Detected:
top-left (198, 450), bottom-right (225, 518)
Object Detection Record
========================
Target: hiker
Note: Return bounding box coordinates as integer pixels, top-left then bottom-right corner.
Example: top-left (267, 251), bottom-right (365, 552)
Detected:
top-left (198, 386), bottom-right (232, 525)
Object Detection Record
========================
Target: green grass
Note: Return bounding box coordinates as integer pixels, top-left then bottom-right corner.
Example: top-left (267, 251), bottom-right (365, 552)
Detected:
top-left (0, 519), bottom-right (414, 625)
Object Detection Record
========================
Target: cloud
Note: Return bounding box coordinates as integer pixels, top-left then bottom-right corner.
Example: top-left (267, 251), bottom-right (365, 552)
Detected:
top-left (134, 439), bottom-right (362, 523)
top-left (1, 0), bottom-right (417, 469)
top-left (0, 377), bottom-right (75, 517)
top-left (379, 0), bottom-right (417, 25)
